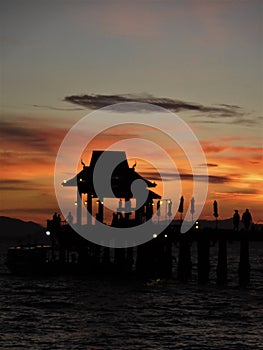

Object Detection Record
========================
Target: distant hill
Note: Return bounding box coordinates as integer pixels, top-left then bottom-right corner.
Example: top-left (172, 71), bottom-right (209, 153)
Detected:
top-left (0, 216), bottom-right (49, 245)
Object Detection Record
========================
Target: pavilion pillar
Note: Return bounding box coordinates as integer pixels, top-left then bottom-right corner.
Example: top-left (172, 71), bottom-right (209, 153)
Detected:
top-left (97, 200), bottom-right (104, 223)
top-left (135, 208), bottom-right (142, 224)
top-left (77, 191), bottom-right (82, 225)
top-left (146, 200), bottom-right (153, 220)
top-left (125, 198), bottom-right (131, 221)
top-left (87, 194), bottom-right (92, 226)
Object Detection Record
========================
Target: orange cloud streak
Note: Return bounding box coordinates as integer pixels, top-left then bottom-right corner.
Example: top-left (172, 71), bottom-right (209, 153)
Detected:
top-left (1, 118), bottom-right (262, 225)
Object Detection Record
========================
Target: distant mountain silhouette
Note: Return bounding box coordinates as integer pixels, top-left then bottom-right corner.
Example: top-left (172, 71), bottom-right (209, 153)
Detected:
top-left (0, 216), bottom-right (48, 245)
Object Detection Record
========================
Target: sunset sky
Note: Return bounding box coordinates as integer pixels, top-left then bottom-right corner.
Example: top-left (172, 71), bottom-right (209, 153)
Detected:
top-left (1, 0), bottom-right (262, 226)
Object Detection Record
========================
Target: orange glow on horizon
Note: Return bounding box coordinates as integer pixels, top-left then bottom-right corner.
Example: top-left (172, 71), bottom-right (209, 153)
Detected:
top-left (1, 117), bottom-right (262, 226)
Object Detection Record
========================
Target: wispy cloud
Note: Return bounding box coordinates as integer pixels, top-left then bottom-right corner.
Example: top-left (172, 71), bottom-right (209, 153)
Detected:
top-left (33, 104), bottom-right (84, 111)
top-left (64, 93), bottom-right (240, 114)
top-left (215, 103), bottom-right (242, 109)
top-left (63, 93), bottom-right (260, 126)
top-left (0, 119), bottom-right (65, 154)
top-left (0, 207), bottom-right (57, 214)
top-left (200, 163), bottom-right (218, 167)
top-left (0, 179), bottom-right (33, 191)
top-left (139, 170), bottom-right (231, 184)
top-left (0, 179), bottom-right (52, 191)
top-left (216, 188), bottom-right (261, 196)
top-left (201, 142), bottom-right (229, 154)
top-left (201, 140), bottom-right (262, 155)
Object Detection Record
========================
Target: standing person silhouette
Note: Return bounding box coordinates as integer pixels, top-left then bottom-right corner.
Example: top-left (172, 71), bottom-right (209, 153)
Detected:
top-left (233, 210), bottom-right (240, 231)
top-left (67, 211), bottom-right (73, 225)
top-left (57, 214), bottom-right (61, 226)
top-left (52, 212), bottom-right (61, 229)
top-left (242, 209), bottom-right (252, 230)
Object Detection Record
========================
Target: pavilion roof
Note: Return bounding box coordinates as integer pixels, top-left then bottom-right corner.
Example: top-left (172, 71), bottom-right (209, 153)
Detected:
top-left (62, 150), bottom-right (161, 200)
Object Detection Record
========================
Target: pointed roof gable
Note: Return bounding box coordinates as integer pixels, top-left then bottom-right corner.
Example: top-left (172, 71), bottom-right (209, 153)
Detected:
top-left (62, 150), bottom-right (161, 199)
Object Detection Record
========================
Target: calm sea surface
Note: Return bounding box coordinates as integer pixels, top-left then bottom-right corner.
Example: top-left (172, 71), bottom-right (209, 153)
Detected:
top-left (0, 242), bottom-right (262, 350)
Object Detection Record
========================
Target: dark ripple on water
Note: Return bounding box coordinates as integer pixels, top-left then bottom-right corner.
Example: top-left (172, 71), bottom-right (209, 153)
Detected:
top-left (0, 243), bottom-right (262, 350)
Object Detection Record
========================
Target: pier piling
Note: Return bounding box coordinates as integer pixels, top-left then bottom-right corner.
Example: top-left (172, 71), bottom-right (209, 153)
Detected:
top-left (216, 233), bottom-right (228, 285)
top-left (238, 231), bottom-right (250, 287)
top-left (197, 232), bottom-right (210, 284)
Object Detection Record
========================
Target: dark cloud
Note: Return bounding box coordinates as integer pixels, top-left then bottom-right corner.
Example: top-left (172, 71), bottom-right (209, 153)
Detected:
top-left (232, 116), bottom-right (262, 126)
top-left (193, 112), bottom-right (262, 126)
top-left (204, 163), bottom-right (218, 167)
top-left (139, 171), bottom-right (230, 184)
top-left (1, 120), bottom-right (38, 139)
top-left (64, 93), bottom-right (241, 115)
top-left (0, 179), bottom-right (33, 191)
top-left (63, 93), bottom-right (260, 126)
top-left (215, 103), bottom-right (241, 109)
top-left (0, 179), bottom-right (49, 191)
top-left (0, 120), bottom-right (64, 154)
top-left (0, 207), bottom-right (57, 214)
top-left (208, 175), bottom-right (231, 184)
top-left (0, 151), bottom-right (53, 166)
top-left (220, 188), bottom-right (261, 195)
top-left (33, 104), bottom-right (84, 111)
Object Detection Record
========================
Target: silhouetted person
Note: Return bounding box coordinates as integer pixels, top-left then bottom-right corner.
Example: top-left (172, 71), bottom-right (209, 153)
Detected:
top-left (52, 212), bottom-right (61, 230)
top-left (67, 211), bottom-right (73, 225)
top-left (118, 212), bottom-right (125, 226)
top-left (242, 209), bottom-right (252, 230)
top-left (168, 200), bottom-right (173, 219)
top-left (190, 197), bottom-right (195, 223)
top-left (111, 212), bottom-right (118, 226)
top-left (178, 196), bottom-right (183, 222)
top-left (233, 210), bottom-right (240, 231)
top-left (213, 200), bottom-right (219, 229)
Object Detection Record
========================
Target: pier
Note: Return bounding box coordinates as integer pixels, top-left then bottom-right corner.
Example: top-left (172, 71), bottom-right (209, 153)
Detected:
top-left (43, 217), bottom-right (261, 287)
top-left (41, 150), bottom-right (260, 286)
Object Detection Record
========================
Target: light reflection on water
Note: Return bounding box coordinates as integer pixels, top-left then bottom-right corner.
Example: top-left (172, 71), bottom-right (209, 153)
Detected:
top-left (0, 242), bottom-right (262, 350)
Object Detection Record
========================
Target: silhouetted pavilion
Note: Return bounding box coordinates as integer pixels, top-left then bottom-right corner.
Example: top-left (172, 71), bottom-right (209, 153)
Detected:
top-left (62, 150), bottom-right (161, 225)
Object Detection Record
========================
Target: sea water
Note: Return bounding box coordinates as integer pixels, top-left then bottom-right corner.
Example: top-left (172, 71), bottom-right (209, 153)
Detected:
top-left (0, 242), bottom-right (262, 350)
